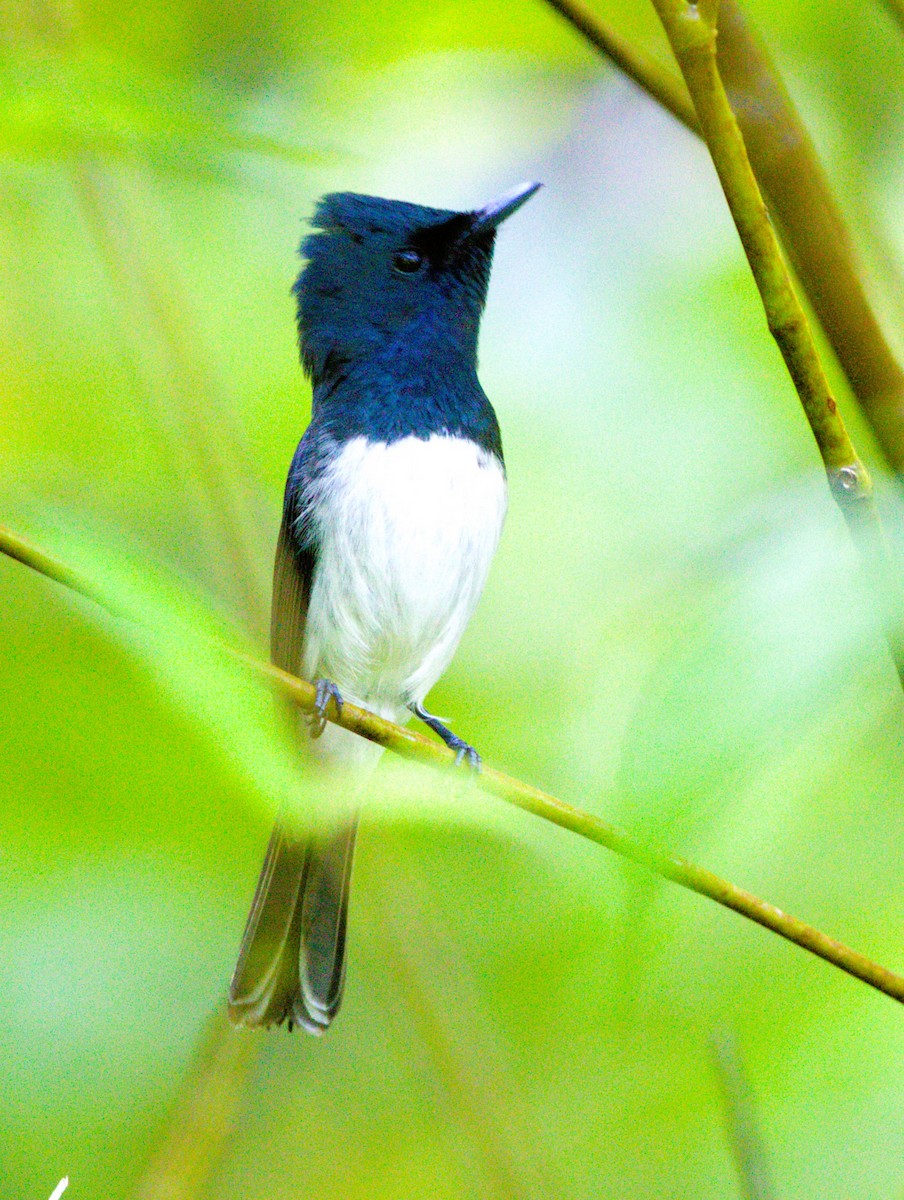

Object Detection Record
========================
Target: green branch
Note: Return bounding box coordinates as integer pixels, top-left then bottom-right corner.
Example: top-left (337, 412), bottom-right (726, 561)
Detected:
top-left (650, 0), bottom-right (863, 477)
top-left (3, 519), bottom-right (903, 1006)
top-left (634, 0), bottom-right (904, 692)
top-left (542, 0), bottom-right (904, 474)
top-left (716, 0), bottom-right (904, 474)
top-left (541, 0), bottom-right (698, 129)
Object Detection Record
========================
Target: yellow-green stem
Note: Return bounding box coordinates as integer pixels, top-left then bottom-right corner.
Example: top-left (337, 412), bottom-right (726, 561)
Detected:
top-left (541, 0), bottom-right (904, 474)
top-left (716, 0), bottom-right (904, 473)
top-left (654, 2), bottom-right (859, 475)
top-left (3, 520), bottom-right (903, 1006)
top-left (646, 0), bottom-right (904, 691)
top-left (541, 0), bottom-right (698, 128)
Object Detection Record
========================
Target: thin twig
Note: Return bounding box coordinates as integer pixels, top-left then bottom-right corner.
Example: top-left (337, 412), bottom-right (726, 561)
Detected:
top-left (642, 0), bottom-right (904, 692)
top-left (3, 520), bottom-right (903, 1006)
top-left (542, 0), bottom-right (698, 129)
top-left (716, 0), bottom-right (904, 474)
top-left (644, 0), bottom-right (863, 481)
top-left (541, 0), bottom-right (904, 474)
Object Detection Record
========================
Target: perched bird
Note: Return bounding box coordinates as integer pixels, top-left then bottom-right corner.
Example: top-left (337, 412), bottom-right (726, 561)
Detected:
top-left (228, 181), bottom-right (541, 1034)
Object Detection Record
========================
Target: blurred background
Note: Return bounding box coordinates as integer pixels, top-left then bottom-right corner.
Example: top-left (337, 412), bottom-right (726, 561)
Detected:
top-left (2, 0), bottom-right (904, 1196)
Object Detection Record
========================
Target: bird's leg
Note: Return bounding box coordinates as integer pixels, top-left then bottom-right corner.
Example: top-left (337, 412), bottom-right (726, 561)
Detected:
top-left (308, 678), bottom-right (343, 739)
top-left (409, 701), bottom-right (481, 771)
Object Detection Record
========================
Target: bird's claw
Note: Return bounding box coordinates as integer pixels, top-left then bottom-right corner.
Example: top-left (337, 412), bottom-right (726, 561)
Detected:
top-left (308, 678), bottom-right (343, 739)
top-left (409, 701), bottom-right (482, 772)
top-left (450, 738), bottom-right (481, 773)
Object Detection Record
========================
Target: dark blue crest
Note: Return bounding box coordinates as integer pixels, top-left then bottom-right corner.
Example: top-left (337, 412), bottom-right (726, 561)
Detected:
top-left (293, 191), bottom-right (498, 384)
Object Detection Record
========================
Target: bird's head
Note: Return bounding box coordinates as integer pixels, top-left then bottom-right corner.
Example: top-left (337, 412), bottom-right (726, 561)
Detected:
top-left (294, 182), bottom-right (540, 383)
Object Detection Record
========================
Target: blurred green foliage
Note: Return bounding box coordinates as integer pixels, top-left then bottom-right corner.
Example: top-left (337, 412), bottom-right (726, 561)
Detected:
top-left (2, 0), bottom-right (904, 1197)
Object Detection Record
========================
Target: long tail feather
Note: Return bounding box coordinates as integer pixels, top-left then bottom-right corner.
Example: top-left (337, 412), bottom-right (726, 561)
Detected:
top-left (228, 826), bottom-right (307, 1027)
top-left (228, 821), bottom-right (358, 1033)
top-left (296, 820), bottom-right (358, 1033)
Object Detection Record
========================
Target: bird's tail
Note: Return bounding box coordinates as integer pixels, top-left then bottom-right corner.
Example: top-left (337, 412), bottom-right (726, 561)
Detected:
top-left (228, 818), bottom-right (358, 1034)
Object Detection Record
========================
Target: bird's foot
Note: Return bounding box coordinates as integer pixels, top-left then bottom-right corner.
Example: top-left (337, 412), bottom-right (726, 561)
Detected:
top-left (409, 702), bottom-right (481, 773)
top-left (308, 678), bottom-right (343, 739)
top-left (447, 735), bottom-right (481, 772)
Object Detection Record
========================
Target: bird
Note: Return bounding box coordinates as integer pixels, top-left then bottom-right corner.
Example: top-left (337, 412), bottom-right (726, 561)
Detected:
top-left (228, 180), bottom-right (541, 1034)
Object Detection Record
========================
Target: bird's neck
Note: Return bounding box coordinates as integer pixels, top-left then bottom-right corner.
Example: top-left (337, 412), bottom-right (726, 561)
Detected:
top-left (310, 327), bottom-right (501, 458)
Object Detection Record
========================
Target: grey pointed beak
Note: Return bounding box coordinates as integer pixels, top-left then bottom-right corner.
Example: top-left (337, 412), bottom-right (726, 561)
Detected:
top-left (468, 181), bottom-right (542, 239)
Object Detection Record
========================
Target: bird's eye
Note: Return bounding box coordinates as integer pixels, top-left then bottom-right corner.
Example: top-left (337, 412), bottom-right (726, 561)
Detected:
top-left (392, 248), bottom-right (424, 275)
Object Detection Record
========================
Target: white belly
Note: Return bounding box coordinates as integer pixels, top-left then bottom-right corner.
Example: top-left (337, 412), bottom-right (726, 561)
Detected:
top-left (302, 434), bottom-right (507, 722)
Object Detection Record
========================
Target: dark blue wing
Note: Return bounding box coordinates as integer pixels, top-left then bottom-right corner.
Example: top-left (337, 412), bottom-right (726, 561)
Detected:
top-left (269, 432), bottom-right (322, 675)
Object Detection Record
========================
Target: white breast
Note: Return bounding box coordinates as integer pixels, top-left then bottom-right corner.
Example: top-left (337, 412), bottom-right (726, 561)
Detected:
top-left (302, 434), bottom-right (507, 722)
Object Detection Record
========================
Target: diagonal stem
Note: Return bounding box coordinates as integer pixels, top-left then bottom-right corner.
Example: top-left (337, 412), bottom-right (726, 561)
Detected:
top-left (640, 0), bottom-right (904, 691)
top-left (541, 0), bottom-right (904, 475)
top-left (716, 0), bottom-right (904, 474)
top-left (2, 520), bottom-right (903, 1006)
top-left (541, 0), bottom-right (698, 128)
